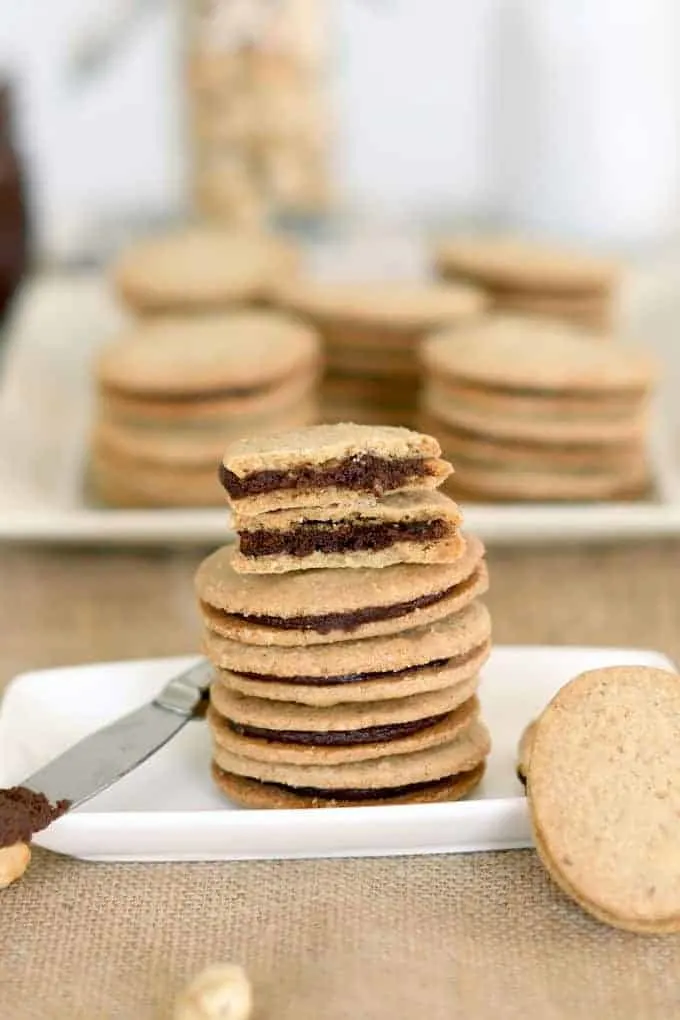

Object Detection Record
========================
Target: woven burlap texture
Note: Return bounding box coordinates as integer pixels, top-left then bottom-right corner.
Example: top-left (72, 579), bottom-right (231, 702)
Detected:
top-left (1, 540), bottom-right (679, 1020)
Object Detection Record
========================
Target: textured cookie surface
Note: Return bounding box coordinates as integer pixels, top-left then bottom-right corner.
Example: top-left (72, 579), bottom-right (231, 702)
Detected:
top-left (281, 278), bottom-right (486, 327)
top-left (231, 489), bottom-right (463, 573)
top-left (212, 760), bottom-right (485, 808)
top-left (96, 313), bottom-right (319, 397)
top-left (422, 316), bottom-right (655, 394)
top-left (209, 696), bottom-right (480, 766)
top-left (213, 717), bottom-right (490, 788)
top-left (205, 591), bottom-right (490, 705)
top-left (219, 423), bottom-right (452, 514)
top-left (528, 665), bottom-right (680, 933)
top-left (196, 535), bottom-right (486, 645)
top-left (435, 236), bottom-right (619, 293)
top-left (113, 227), bottom-right (299, 311)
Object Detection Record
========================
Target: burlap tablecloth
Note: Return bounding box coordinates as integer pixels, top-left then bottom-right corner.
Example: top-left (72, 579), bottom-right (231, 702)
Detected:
top-left (1, 540), bottom-right (680, 1020)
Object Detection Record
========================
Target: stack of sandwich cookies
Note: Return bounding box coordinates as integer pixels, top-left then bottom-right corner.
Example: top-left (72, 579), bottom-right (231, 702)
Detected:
top-left (280, 281), bottom-right (486, 427)
top-left (434, 236), bottom-right (619, 333)
top-left (196, 422), bottom-right (492, 808)
top-left (420, 316), bottom-right (656, 502)
top-left (92, 313), bottom-right (320, 507)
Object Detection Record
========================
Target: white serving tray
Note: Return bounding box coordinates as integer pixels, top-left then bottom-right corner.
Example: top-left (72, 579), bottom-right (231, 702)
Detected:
top-left (0, 644), bottom-right (674, 862)
top-left (1, 267), bottom-right (680, 545)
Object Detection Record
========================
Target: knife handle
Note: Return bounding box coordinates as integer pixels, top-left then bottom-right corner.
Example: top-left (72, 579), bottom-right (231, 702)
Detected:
top-left (153, 659), bottom-right (215, 717)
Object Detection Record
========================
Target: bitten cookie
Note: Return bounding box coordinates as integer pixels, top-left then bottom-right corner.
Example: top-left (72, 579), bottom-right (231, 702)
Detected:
top-left (219, 423), bottom-right (452, 515)
top-left (527, 665), bottom-right (680, 933)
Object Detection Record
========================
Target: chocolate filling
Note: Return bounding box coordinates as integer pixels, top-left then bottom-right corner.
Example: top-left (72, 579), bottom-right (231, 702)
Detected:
top-left (0, 786), bottom-right (70, 848)
top-left (206, 577), bottom-right (471, 635)
top-left (231, 645), bottom-right (484, 687)
top-left (228, 712), bottom-right (446, 746)
top-left (219, 453), bottom-right (434, 500)
top-left (240, 519), bottom-right (450, 559)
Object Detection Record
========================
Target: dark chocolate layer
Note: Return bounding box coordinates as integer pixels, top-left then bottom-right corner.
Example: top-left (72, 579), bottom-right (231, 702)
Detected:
top-left (208, 570), bottom-right (478, 635)
top-left (220, 453), bottom-right (434, 500)
top-left (228, 712), bottom-right (447, 746)
top-left (104, 380), bottom-right (275, 404)
top-left (230, 644), bottom-right (486, 687)
top-left (0, 787), bottom-right (70, 848)
top-left (239, 519), bottom-right (450, 559)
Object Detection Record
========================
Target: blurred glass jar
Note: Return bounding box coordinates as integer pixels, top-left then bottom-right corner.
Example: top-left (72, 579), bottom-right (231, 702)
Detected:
top-left (185, 0), bottom-right (331, 229)
top-left (0, 80), bottom-right (28, 324)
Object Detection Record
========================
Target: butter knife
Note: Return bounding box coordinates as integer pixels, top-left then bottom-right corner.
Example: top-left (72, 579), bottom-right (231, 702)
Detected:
top-left (21, 659), bottom-right (214, 810)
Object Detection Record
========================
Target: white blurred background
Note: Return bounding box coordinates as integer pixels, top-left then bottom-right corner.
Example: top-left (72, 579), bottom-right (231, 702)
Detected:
top-left (3, 0), bottom-right (680, 262)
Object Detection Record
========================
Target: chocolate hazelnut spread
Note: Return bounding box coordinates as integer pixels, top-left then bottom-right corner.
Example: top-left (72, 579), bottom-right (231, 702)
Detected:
top-left (231, 644), bottom-right (486, 687)
top-left (207, 570), bottom-right (479, 635)
top-left (0, 786), bottom-right (70, 848)
top-left (219, 454), bottom-right (434, 499)
top-left (240, 519), bottom-right (450, 558)
top-left (228, 712), bottom-right (447, 746)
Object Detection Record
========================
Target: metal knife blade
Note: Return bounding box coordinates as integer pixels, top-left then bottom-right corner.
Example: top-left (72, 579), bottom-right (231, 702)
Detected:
top-left (22, 658), bottom-right (214, 810)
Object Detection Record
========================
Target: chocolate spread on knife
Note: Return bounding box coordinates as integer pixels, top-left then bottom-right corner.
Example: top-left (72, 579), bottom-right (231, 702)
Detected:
top-left (219, 454), bottom-right (434, 499)
top-left (0, 786), bottom-right (70, 848)
top-left (231, 644), bottom-right (486, 686)
top-left (207, 571), bottom-right (478, 635)
top-left (240, 519), bottom-right (450, 558)
top-left (228, 712), bottom-right (447, 746)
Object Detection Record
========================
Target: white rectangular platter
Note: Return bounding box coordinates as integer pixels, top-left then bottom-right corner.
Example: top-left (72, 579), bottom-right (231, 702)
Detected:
top-left (0, 644), bottom-right (674, 862)
top-left (1, 263), bottom-right (680, 545)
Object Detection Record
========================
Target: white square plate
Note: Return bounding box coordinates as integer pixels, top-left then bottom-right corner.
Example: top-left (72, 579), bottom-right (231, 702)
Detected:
top-left (0, 645), bottom-right (674, 862)
top-left (1, 260), bottom-right (680, 546)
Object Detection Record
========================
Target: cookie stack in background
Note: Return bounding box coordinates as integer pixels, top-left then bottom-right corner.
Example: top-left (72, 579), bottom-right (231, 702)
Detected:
top-left (279, 281), bottom-right (487, 427)
top-left (420, 316), bottom-right (657, 502)
top-left (196, 423), bottom-right (492, 809)
top-left (112, 226), bottom-right (300, 316)
top-left (434, 236), bottom-right (620, 333)
top-left (91, 314), bottom-right (320, 507)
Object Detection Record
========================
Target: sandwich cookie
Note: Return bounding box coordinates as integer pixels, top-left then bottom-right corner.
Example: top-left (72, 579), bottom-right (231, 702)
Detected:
top-left (208, 693), bottom-right (481, 765)
top-left (229, 489), bottom-right (463, 573)
top-left (528, 665), bottom-right (680, 934)
top-left (196, 537), bottom-right (487, 646)
top-left (213, 761), bottom-right (486, 809)
top-left (434, 235), bottom-right (619, 332)
top-left (219, 423), bottom-right (452, 515)
top-left (206, 594), bottom-right (491, 705)
top-left (212, 715), bottom-right (490, 804)
top-left (112, 227), bottom-right (299, 313)
top-left (516, 718), bottom-right (537, 787)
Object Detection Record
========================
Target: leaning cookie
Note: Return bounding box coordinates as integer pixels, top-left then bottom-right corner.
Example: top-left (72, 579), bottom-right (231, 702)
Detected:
top-left (527, 665), bottom-right (680, 934)
top-left (516, 719), bottom-right (537, 787)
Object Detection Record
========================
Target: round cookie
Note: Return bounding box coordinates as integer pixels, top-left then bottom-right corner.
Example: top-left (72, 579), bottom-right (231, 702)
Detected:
top-left (213, 717), bottom-right (490, 789)
top-left (444, 460), bottom-right (649, 503)
top-left (96, 313), bottom-right (319, 403)
top-left (113, 227), bottom-right (299, 312)
top-left (196, 535), bottom-right (488, 646)
top-left (208, 696), bottom-right (480, 765)
top-left (281, 279), bottom-right (487, 328)
top-left (212, 760), bottom-right (486, 808)
top-left (434, 236), bottom-right (619, 294)
top-left (528, 665), bottom-right (680, 934)
top-left (423, 382), bottom-right (649, 445)
top-left (206, 597), bottom-right (491, 706)
top-left (90, 450), bottom-right (222, 508)
top-left (422, 316), bottom-right (655, 395)
top-left (210, 678), bottom-right (480, 733)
